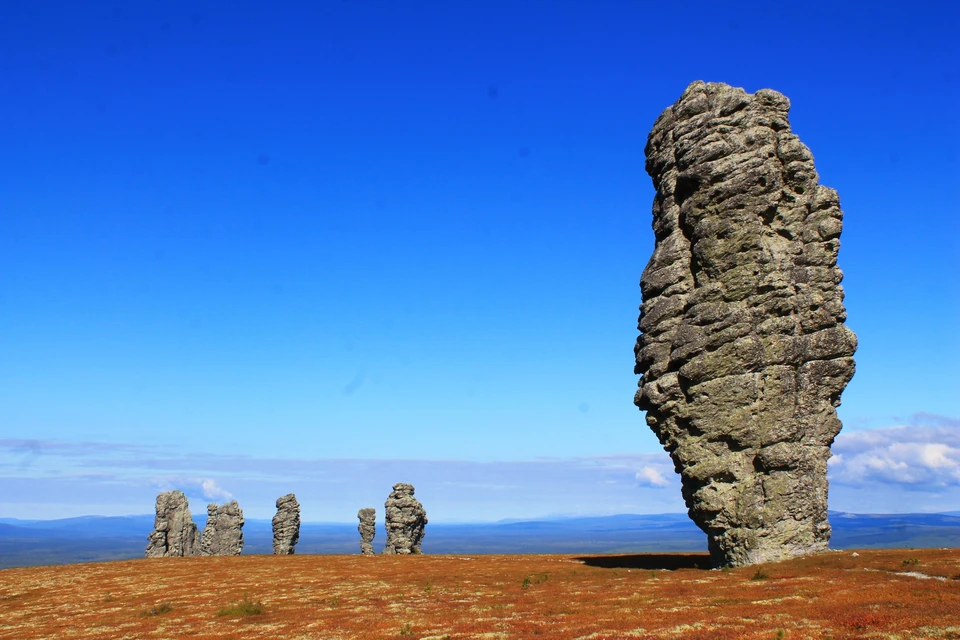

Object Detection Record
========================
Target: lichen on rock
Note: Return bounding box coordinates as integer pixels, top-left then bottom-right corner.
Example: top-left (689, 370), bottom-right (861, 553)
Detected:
top-left (634, 81), bottom-right (857, 567)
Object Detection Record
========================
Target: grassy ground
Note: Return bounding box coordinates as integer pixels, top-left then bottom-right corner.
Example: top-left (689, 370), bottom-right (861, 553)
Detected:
top-left (1, 549), bottom-right (959, 639)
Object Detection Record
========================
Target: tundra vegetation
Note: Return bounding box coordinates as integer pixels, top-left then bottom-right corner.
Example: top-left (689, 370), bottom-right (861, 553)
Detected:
top-left (1, 549), bottom-right (958, 638)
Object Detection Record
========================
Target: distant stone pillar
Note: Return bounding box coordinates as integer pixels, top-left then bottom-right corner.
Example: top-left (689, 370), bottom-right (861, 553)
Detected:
top-left (199, 500), bottom-right (244, 556)
top-left (358, 508), bottom-right (376, 555)
top-left (145, 490), bottom-right (199, 558)
top-left (382, 483), bottom-right (427, 555)
top-left (272, 493), bottom-right (301, 555)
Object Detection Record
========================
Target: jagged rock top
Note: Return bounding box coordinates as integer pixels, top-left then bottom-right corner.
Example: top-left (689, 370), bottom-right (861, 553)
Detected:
top-left (635, 81), bottom-right (856, 567)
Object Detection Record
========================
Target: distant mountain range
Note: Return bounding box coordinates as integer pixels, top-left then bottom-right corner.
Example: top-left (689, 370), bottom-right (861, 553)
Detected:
top-left (1, 511), bottom-right (958, 569)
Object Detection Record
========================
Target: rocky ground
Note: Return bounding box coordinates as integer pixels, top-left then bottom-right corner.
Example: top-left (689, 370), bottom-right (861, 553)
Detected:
top-left (1, 549), bottom-right (958, 639)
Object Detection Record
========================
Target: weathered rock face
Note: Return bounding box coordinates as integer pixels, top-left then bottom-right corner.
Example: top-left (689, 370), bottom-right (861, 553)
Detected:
top-left (358, 507), bottom-right (376, 555)
top-left (634, 81), bottom-right (857, 568)
top-left (199, 500), bottom-right (244, 556)
top-left (272, 493), bottom-right (301, 555)
top-left (145, 490), bottom-right (199, 558)
top-left (382, 483), bottom-right (427, 555)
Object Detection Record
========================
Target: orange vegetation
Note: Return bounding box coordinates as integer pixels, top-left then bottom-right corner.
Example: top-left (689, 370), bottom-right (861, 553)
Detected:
top-left (2, 549), bottom-right (959, 639)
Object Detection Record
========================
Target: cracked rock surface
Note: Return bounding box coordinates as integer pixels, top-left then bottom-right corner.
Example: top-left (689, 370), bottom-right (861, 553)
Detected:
top-left (358, 507), bottom-right (376, 555)
top-left (382, 483), bottom-right (427, 555)
top-left (145, 490), bottom-right (199, 558)
top-left (634, 81), bottom-right (857, 567)
top-left (272, 493), bottom-right (301, 555)
top-left (199, 500), bottom-right (244, 556)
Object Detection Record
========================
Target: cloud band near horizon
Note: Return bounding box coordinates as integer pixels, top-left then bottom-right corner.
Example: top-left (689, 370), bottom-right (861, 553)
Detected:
top-left (2, 413), bottom-right (957, 521)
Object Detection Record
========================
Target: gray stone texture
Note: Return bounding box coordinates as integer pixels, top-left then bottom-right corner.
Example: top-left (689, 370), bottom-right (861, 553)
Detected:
top-left (358, 507), bottom-right (376, 555)
top-left (382, 483), bottom-right (427, 555)
top-left (634, 81), bottom-right (857, 568)
top-left (145, 490), bottom-right (199, 558)
top-left (199, 500), bottom-right (244, 556)
top-left (272, 493), bottom-right (301, 555)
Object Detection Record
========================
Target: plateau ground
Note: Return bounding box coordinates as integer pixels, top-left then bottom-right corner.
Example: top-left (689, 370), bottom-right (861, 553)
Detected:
top-left (2, 549), bottom-right (959, 639)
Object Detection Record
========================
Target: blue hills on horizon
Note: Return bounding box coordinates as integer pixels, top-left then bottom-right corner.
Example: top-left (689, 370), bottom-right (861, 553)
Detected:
top-left (1, 511), bottom-right (959, 570)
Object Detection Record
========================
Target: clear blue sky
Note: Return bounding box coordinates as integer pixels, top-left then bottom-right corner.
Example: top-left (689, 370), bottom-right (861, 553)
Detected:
top-left (1, 1), bottom-right (958, 521)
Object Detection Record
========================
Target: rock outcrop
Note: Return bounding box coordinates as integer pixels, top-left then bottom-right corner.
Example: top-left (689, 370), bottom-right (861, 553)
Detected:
top-left (199, 500), bottom-right (244, 556)
top-left (382, 483), bottom-right (427, 555)
top-left (358, 507), bottom-right (376, 555)
top-left (145, 490), bottom-right (199, 557)
top-left (634, 81), bottom-right (857, 567)
top-left (272, 493), bottom-right (301, 555)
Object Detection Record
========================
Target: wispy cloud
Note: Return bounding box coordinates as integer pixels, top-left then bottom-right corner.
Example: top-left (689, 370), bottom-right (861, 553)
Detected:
top-left (0, 439), bottom-right (685, 520)
top-left (4, 413), bottom-right (958, 520)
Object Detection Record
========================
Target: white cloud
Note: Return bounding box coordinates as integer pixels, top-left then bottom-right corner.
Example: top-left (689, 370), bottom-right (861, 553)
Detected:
top-left (635, 466), bottom-right (670, 488)
top-left (149, 477), bottom-right (234, 503)
top-left (829, 417), bottom-right (960, 488)
top-left (201, 479), bottom-right (234, 501)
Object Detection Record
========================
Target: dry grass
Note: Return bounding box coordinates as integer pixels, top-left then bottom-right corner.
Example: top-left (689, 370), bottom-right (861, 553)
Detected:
top-left (1, 549), bottom-right (959, 639)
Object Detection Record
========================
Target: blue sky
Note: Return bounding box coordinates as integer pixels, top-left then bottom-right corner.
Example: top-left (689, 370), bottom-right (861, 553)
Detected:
top-left (1, 1), bottom-right (958, 521)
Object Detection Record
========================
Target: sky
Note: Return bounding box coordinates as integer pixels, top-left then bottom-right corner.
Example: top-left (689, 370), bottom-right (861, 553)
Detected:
top-left (1, 1), bottom-right (958, 522)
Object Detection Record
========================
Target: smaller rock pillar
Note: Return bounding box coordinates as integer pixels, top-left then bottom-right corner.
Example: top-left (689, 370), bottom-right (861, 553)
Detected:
top-left (358, 507), bottom-right (376, 555)
top-left (272, 493), bottom-right (301, 555)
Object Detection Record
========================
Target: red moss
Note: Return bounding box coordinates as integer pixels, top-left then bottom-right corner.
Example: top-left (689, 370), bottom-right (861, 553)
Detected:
top-left (1, 549), bottom-right (958, 639)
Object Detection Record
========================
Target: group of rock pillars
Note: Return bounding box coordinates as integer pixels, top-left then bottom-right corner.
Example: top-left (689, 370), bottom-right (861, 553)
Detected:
top-left (145, 483), bottom-right (427, 557)
top-left (146, 81), bottom-right (855, 569)
top-left (359, 483), bottom-right (428, 555)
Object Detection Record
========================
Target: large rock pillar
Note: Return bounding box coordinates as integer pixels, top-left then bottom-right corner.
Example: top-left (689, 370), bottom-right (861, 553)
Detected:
top-left (634, 81), bottom-right (857, 567)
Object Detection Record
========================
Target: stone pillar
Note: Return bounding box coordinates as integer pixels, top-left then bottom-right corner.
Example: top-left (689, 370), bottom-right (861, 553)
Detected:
top-left (358, 507), bottom-right (376, 555)
top-left (634, 81), bottom-right (856, 567)
top-left (382, 483), bottom-right (427, 555)
top-left (145, 490), bottom-right (199, 558)
top-left (272, 493), bottom-right (301, 555)
top-left (199, 500), bottom-right (244, 556)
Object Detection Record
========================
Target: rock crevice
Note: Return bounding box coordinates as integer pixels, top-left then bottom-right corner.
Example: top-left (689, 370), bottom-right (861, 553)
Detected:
top-left (635, 81), bottom-right (856, 567)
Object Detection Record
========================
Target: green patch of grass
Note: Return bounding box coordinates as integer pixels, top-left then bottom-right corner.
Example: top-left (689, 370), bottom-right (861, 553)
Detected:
top-left (399, 622), bottom-right (414, 636)
top-left (521, 573), bottom-right (549, 590)
top-left (751, 567), bottom-right (769, 580)
top-left (217, 595), bottom-right (264, 617)
top-left (142, 601), bottom-right (174, 616)
top-left (901, 557), bottom-right (920, 568)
